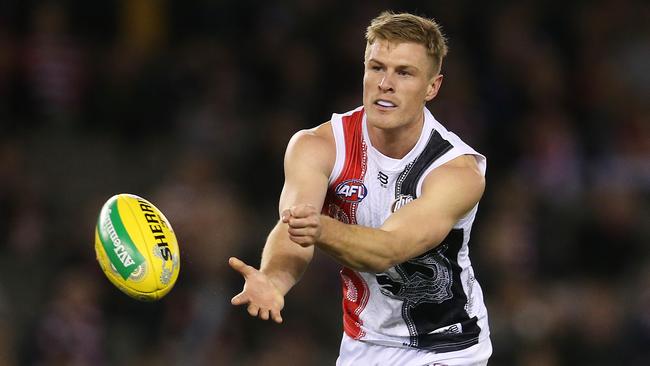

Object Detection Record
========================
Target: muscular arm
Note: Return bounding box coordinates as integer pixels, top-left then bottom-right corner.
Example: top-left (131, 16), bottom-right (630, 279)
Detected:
top-left (261, 126), bottom-right (333, 293)
top-left (230, 123), bottom-right (334, 322)
top-left (259, 221), bottom-right (313, 296)
top-left (286, 155), bottom-right (485, 273)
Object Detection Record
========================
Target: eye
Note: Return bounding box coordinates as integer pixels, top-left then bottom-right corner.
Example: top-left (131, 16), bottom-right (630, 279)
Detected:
top-left (397, 70), bottom-right (411, 76)
top-left (371, 65), bottom-right (382, 71)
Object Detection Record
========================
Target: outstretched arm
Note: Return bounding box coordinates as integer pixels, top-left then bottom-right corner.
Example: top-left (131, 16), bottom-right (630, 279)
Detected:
top-left (284, 154), bottom-right (485, 272)
top-left (230, 125), bottom-right (334, 322)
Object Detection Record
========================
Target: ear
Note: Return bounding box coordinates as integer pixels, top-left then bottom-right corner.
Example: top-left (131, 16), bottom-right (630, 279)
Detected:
top-left (424, 74), bottom-right (443, 102)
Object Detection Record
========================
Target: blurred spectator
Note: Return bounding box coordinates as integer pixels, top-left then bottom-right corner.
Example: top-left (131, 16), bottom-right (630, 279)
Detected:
top-left (30, 268), bottom-right (106, 365)
top-left (20, 1), bottom-right (87, 125)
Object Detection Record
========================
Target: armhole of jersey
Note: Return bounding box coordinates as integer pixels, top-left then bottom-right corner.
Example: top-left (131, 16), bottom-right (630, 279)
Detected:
top-left (415, 149), bottom-right (486, 228)
top-left (415, 149), bottom-right (487, 197)
top-left (328, 115), bottom-right (346, 185)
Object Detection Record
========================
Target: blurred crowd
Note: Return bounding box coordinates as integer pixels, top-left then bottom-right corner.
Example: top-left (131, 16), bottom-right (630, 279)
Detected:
top-left (0, 0), bottom-right (648, 365)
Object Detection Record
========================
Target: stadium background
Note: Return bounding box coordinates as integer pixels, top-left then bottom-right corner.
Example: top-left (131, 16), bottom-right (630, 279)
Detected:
top-left (0, 0), bottom-right (648, 364)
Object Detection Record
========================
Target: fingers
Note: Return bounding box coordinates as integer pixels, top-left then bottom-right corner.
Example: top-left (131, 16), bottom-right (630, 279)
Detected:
top-left (286, 216), bottom-right (318, 229)
top-left (285, 207), bottom-right (321, 247)
top-left (285, 209), bottom-right (319, 235)
top-left (281, 204), bottom-right (317, 222)
top-left (290, 204), bottom-right (317, 218)
top-left (247, 304), bottom-right (259, 317)
top-left (282, 205), bottom-right (321, 248)
top-left (287, 224), bottom-right (318, 236)
top-left (231, 291), bottom-right (249, 306)
top-left (229, 258), bottom-right (285, 323)
top-left (271, 309), bottom-right (283, 324)
top-left (235, 294), bottom-right (283, 323)
top-left (289, 234), bottom-right (314, 247)
top-left (228, 257), bottom-right (255, 277)
top-left (247, 305), bottom-right (282, 323)
top-left (281, 209), bottom-right (290, 223)
top-left (259, 309), bottom-right (270, 321)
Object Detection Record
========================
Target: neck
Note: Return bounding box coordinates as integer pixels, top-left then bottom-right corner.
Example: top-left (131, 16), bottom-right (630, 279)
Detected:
top-left (367, 113), bottom-right (425, 159)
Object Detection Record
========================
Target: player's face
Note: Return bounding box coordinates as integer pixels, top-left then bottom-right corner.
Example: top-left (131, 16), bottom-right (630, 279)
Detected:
top-left (363, 39), bottom-right (442, 131)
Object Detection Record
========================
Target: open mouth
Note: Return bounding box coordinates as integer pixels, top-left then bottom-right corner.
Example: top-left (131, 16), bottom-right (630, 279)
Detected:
top-left (374, 99), bottom-right (397, 109)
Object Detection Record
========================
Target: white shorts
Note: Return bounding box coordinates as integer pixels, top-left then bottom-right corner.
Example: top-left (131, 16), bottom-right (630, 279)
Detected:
top-left (336, 333), bottom-right (492, 366)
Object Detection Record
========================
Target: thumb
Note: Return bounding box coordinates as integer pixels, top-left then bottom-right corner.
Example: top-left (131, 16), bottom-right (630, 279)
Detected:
top-left (290, 204), bottom-right (315, 218)
top-left (229, 257), bottom-right (254, 277)
top-left (281, 208), bottom-right (292, 223)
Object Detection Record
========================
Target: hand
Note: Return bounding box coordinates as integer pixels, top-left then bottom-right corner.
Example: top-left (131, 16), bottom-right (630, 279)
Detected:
top-left (229, 257), bottom-right (284, 323)
top-left (281, 204), bottom-right (322, 247)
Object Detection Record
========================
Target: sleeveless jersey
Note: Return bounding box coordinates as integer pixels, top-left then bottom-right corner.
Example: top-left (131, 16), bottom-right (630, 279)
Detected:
top-left (323, 106), bottom-right (490, 355)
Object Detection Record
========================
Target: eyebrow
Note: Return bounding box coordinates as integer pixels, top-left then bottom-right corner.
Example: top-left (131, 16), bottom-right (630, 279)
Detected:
top-left (367, 58), bottom-right (420, 73)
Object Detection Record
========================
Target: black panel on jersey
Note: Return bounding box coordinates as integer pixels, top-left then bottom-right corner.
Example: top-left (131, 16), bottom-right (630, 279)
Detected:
top-left (394, 129), bottom-right (453, 199)
top-left (406, 229), bottom-right (480, 351)
top-left (377, 130), bottom-right (481, 352)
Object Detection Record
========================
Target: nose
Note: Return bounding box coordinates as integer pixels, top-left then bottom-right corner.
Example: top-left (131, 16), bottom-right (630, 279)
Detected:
top-left (378, 74), bottom-right (394, 93)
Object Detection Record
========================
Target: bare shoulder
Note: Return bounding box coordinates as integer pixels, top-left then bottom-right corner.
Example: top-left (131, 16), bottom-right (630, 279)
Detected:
top-left (427, 154), bottom-right (484, 184)
top-left (421, 154), bottom-right (485, 210)
top-left (289, 121), bottom-right (334, 144)
top-left (426, 154), bottom-right (484, 183)
top-left (286, 121), bottom-right (334, 155)
top-left (440, 154), bottom-right (482, 174)
top-left (285, 121), bottom-right (335, 176)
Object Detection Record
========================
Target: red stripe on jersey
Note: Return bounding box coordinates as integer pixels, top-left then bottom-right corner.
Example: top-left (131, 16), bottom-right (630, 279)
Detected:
top-left (323, 108), bottom-right (369, 340)
top-left (322, 108), bottom-right (367, 224)
top-left (340, 267), bottom-right (369, 339)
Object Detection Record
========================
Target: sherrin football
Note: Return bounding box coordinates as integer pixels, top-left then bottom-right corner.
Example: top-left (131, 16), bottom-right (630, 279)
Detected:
top-left (94, 194), bottom-right (180, 301)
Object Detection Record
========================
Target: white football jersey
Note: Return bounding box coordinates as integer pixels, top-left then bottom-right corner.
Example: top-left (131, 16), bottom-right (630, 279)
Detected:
top-left (323, 106), bottom-right (490, 359)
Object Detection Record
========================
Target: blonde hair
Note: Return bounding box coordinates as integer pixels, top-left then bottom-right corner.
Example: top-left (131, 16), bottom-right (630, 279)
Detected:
top-left (365, 11), bottom-right (448, 75)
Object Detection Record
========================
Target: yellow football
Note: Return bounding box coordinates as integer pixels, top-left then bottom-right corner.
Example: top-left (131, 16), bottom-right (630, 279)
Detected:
top-left (94, 193), bottom-right (180, 301)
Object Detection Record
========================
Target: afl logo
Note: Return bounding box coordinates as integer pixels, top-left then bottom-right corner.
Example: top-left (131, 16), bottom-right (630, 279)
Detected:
top-left (335, 179), bottom-right (368, 203)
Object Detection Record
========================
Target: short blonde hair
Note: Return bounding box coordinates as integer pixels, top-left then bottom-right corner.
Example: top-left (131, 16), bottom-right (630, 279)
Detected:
top-left (365, 11), bottom-right (448, 75)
